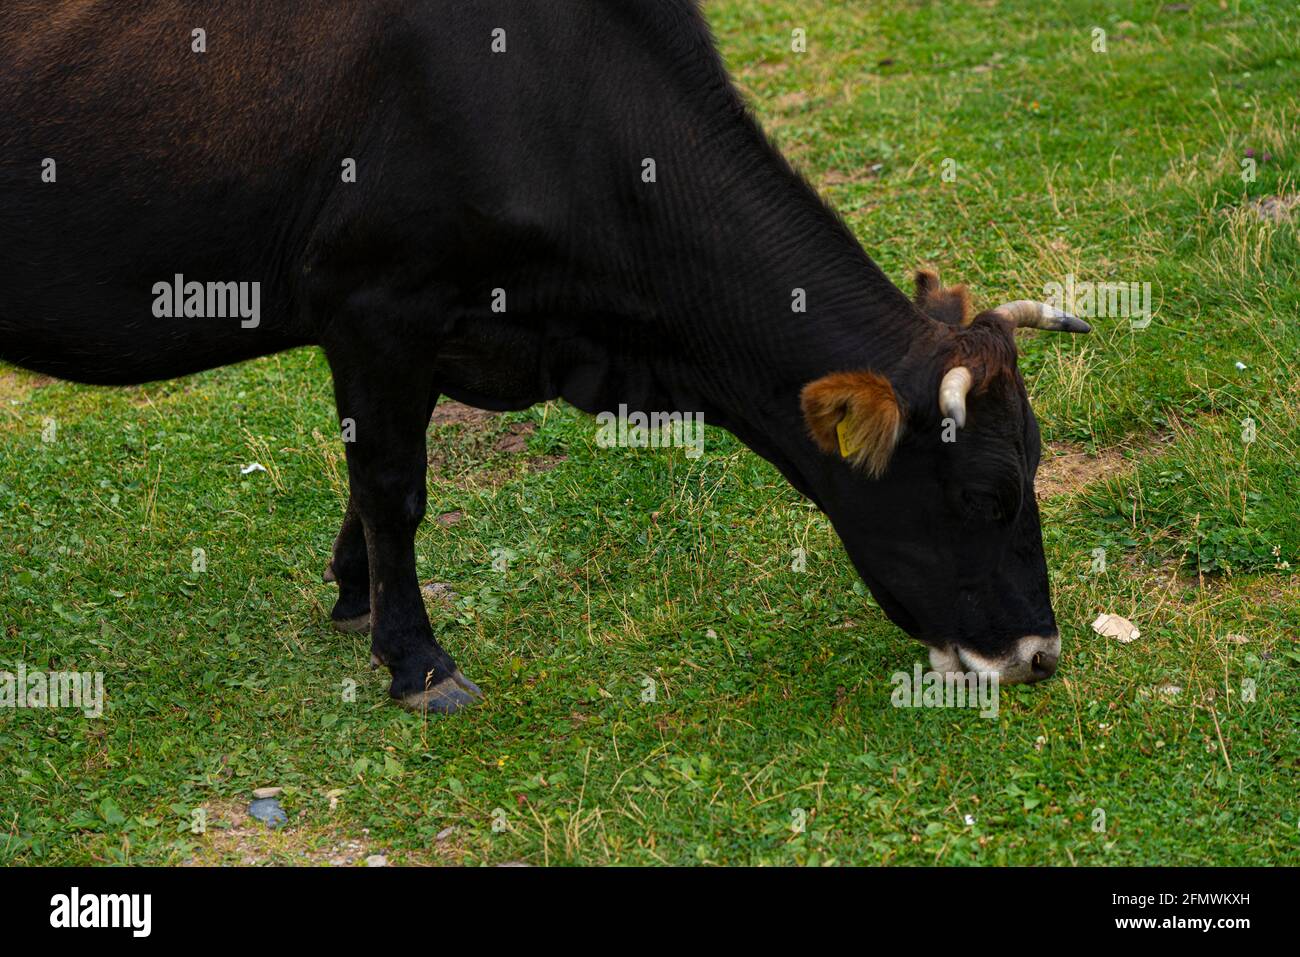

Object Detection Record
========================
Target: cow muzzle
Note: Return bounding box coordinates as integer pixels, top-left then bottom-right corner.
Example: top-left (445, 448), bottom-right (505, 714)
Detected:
top-left (929, 633), bottom-right (1061, 685)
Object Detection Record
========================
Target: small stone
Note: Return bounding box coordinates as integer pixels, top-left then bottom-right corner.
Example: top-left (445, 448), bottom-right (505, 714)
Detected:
top-left (248, 798), bottom-right (288, 829)
top-left (422, 581), bottom-right (459, 603)
top-left (1224, 634), bottom-right (1249, 645)
top-left (435, 826), bottom-right (456, 842)
top-left (365, 854), bottom-right (389, 867)
top-left (252, 786), bottom-right (282, 799)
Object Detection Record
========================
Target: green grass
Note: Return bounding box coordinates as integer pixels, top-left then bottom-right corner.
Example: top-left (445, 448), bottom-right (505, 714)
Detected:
top-left (2, 0), bottom-right (1297, 865)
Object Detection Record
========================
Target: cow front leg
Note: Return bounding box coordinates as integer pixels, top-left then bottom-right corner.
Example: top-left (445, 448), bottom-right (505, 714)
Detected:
top-left (325, 396), bottom-right (439, 632)
top-left (326, 351), bottom-right (480, 714)
top-left (324, 495), bottom-right (371, 632)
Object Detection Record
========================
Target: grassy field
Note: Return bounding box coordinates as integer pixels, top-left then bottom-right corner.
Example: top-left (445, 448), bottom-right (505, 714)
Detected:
top-left (2, 0), bottom-right (1297, 866)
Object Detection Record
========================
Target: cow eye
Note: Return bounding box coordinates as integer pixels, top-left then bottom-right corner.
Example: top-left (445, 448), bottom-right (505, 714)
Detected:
top-left (963, 489), bottom-right (1016, 525)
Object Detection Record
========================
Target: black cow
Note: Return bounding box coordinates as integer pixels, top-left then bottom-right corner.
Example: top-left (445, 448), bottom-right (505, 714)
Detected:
top-left (0, 1), bottom-right (1088, 711)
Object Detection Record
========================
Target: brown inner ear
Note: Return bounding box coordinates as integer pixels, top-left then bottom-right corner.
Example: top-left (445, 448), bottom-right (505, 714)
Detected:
top-left (800, 371), bottom-right (902, 478)
top-left (914, 269), bottom-right (973, 327)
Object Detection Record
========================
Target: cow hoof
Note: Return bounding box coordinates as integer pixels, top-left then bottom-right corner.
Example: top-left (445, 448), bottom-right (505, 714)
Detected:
top-left (323, 562), bottom-right (337, 583)
top-left (397, 670), bottom-right (483, 715)
top-left (332, 612), bottom-right (371, 633)
top-left (451, 669), bottom-right (482, 697)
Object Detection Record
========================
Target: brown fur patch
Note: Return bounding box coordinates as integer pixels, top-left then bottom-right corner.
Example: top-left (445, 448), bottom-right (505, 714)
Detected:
top-left (951, 313), bottom-right (1021, 390)
top-left (914, 270), bottom-right (973, 327)
top-left (800, 371), bottom-right (902, 478)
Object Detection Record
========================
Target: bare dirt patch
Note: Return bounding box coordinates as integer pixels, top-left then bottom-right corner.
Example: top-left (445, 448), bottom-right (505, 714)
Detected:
top-left (430, 400), bottom-right (498, 428)
top-left (426, 402), bottom-right (566, 488)
top-left (740, 61), bottom-right (789, 79)
top-left (1035, 442), bottom-right (1135, 498)
top-left (1220, 193), bottom-right (1299, 223)
top-left (772, 90), bottom-right (810, 111)
top-left (1036, 428), bottom-right (1180, 500)
top-left (183, 799), bottom-right (462, 867)
top-left (494, 421), bottom-right (535, 453)
top-left (822, 165), bottom-right (883, 186)
top-left (527, 454), bottom-right (567, 474)
top-left (0, 369), bottom-right (53, 403)
top-left (0, 370), bottom-right (56, 433)
top-left (1246, 193), bottom-right (1300, 223)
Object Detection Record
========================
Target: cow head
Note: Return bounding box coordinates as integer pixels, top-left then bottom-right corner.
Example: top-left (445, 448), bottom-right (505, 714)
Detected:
top-left (800, 271), bottom-right (1090, 684)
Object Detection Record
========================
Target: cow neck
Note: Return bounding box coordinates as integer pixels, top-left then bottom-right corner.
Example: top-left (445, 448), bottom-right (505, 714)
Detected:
top-left (596, 106), bottom-right (937, 476)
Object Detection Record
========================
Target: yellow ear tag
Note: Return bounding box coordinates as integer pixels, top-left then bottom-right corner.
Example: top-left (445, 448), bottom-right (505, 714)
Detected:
top-left (836, 418), bottom-right (860, 459)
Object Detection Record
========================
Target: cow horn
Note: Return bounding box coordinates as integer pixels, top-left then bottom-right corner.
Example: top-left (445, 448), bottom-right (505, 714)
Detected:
top-left (938, 366), bottom-right (973, 428)
top-left (994, 299), bottom-right (1091, 334)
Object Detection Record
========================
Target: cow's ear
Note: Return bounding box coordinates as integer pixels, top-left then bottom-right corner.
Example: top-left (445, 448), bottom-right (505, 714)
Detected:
top-left (800, 371), bottom-right (903, 478)
top-left (914, 269), bottom-right (973, 327)
top-left (914, 269), bottom-right (943, 304)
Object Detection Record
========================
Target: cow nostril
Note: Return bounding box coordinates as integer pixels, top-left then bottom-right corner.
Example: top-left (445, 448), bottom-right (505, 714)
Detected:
top-left (1030, 650), bottom-right (1058, 680)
